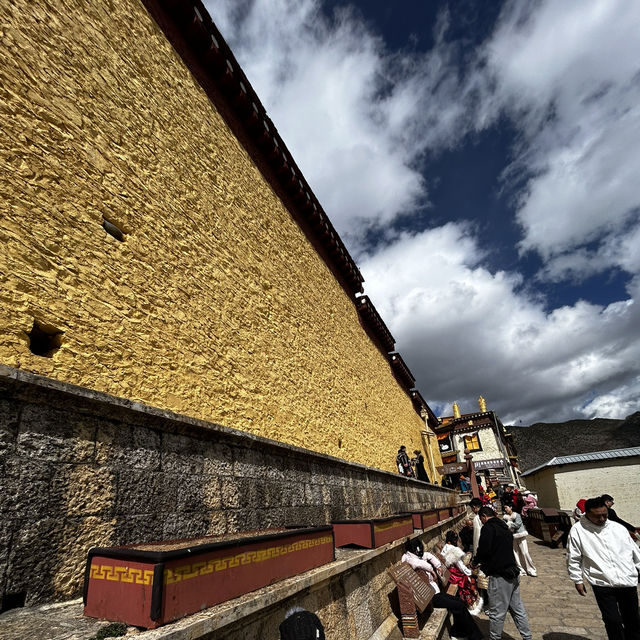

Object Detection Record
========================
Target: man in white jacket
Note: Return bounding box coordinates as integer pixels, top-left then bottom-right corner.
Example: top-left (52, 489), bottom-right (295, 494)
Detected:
top-left (567, 496), bottom-right (640, 640)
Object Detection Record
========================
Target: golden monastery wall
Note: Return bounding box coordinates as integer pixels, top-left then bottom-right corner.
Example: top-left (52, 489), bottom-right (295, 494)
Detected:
top-left (0, 0), bottom-right (434, 473)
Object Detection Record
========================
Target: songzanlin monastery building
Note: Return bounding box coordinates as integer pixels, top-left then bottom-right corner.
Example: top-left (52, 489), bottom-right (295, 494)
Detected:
top-left (435, 397), bottom-right (522, 488)
top-left (0, 0), bottom-right (453, 627)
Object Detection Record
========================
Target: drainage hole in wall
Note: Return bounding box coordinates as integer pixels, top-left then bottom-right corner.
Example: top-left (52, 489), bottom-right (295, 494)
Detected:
top-left (27, 319), bottom-right (63, 357)
top-left (1, 591), bottom-right (26, 613)
top-left (102, 217), bottom-right (125, 242)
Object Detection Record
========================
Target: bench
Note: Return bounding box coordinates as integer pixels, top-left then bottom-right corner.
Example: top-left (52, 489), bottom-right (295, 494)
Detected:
top-left (387, 560), bottom-right (458, 639)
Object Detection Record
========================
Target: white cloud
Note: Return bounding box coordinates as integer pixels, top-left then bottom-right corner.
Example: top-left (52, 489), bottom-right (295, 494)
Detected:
top-left (205, 0), bottom-right (481, 246)
top-left (485, 0), bottom-right (640, 269)
top-left (203, 0), bottom-right (640, 423)
top-left (360, 229), bottom-right (640, 425)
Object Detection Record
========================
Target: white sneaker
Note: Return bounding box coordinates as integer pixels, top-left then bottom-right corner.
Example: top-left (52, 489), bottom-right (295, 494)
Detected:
top-left (527, 571), bottom-right (537, 577)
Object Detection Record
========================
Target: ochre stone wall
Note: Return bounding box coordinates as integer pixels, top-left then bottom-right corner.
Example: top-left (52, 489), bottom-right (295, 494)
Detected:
top-left (0, 0), bottom-right (432, 472)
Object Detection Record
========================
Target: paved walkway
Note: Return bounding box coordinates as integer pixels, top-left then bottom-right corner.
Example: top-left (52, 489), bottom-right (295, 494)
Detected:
top-left (446, 538), bottom-right (613, 640)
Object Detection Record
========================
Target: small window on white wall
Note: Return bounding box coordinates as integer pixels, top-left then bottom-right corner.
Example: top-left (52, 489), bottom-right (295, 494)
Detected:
top-left (463, 433), bottom-right (482, 451)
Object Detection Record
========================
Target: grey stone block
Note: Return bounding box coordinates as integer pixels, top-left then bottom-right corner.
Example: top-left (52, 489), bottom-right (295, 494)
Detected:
top-left (95, 422), bottom-right (161, 470)
top-left (162, 512), bottom-right (210, 540)
top-left (202, 441), bottom-right (233, 476)
top-left (232, 446), bottom-right (264, 478)
top-left (113, 514), bottom-right (165, 546)
top-left (1, 458), bottom-right (54, 518)
top-left (0, 398), bottom-right (20, 461)
top-left (161, 432), bottom-right (205, 475)
top-left (205, 511), bottom-right (227, 536)
top-left (17, 404), bottom-right (95, 463)
top-left (226, 508), bottom-right (262, 532)
top-left (115, 469), bottom-right (163, 515)
top-left (50, 464), bottom-right (116, 517)
top-left (220, 476), bottom-right (241, 508)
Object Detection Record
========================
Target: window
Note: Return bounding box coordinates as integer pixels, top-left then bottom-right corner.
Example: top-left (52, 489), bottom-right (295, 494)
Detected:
top-left (463, 433), bottom-right (482, 451)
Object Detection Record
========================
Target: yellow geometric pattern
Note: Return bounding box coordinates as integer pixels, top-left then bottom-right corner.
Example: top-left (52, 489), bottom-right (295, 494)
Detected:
top-left (374, 518), bottom-right (411, 533)
top-left (164, 535), bottom-right (333, 585)
top-left (87, 536), bottom-right (333, 587)
top-left (90, 564), bottom-right (154, 585)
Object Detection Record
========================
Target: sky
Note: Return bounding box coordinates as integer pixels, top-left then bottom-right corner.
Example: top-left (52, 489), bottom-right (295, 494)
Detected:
top-left (203, 0), bottom-right (640, 426)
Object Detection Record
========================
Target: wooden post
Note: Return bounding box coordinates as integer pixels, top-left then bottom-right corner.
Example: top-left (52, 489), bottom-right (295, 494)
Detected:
top-left (465, 448), bottom-right (480, 499)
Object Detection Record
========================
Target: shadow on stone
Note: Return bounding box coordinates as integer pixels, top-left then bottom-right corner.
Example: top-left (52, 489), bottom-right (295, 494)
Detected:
top-left (543, 634), bottom-right (590, 640)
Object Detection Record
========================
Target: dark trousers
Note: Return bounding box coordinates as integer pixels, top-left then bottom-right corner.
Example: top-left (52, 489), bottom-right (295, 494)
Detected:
top-left (432, 592), bottom-right (483, 640)
top-left (592, 585), bottom-right (640, 640)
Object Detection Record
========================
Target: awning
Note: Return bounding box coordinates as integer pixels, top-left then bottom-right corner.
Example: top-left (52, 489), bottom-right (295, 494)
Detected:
top-left (473, 458), bottom-right (506, 471)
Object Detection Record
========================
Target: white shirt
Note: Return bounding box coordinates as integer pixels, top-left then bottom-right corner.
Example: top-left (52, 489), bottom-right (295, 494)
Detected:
top-left (472, 513), bottom-right (482, 554)
top-left (567, 517), bottom-right (640, 588)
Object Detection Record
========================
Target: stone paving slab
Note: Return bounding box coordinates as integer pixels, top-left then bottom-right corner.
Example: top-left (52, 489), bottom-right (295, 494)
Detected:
top-left (444, 538), bottom-right (613, 640)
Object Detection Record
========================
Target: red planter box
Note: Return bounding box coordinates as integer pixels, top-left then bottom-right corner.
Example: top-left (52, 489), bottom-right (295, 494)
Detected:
top-left (411, 510), bottom-right (439, 530)
top-left (437, 508), bottom-right (452, 521)
top-left (332, 514), bottom-right (413, 548)
top-left (83, 526), bottom-right (334, 629)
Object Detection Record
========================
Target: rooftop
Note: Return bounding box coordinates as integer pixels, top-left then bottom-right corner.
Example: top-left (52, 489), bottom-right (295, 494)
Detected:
top-left (521, 446), bottom-right (640, 477)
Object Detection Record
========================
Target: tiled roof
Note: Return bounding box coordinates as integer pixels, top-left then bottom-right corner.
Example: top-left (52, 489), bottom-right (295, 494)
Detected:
top-left (388, 352), bottom-right (416, 393)
top-left (521, 446), bottom-right (640, 477)
top-left (356, 296), bottom-right (395, 352)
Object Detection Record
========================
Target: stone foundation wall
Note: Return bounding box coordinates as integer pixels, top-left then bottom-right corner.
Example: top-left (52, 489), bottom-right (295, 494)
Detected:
top-left (0, 367), bottom-right (455, 608)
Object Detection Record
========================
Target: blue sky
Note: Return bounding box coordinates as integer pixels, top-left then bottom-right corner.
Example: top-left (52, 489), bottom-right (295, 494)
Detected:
top-left (204, 0), bottom-right (640, 425)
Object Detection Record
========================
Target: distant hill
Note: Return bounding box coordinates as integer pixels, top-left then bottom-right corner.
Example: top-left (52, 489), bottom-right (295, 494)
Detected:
top-left (507, 412), bottom-right (640, 472)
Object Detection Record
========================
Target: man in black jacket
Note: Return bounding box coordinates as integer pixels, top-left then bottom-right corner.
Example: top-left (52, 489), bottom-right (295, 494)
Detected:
top-left (473, 507), bottom-right (532, 640)
top-left (602, 494), bottom-right (640, 537)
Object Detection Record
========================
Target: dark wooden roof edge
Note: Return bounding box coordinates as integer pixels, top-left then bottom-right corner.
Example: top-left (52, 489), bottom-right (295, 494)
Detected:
top-left (388, 352), bottom-right (416, 392)
top-left (141, 0), bottom-right (364, 296)
top-left (355, 296), bottom-right (395, 352)
top-left (409, 389), bottom-right (439, 424)
top-left (441, 410), bottom-right (494, 425)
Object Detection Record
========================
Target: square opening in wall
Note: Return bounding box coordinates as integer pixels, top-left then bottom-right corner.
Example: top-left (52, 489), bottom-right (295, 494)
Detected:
top-left (102, 217), bottom-right (125, 242)
top-left (27, 319), bottom-right (63, 357)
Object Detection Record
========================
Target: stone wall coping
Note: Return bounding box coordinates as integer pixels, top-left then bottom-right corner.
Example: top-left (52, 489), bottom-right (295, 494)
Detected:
top-left (0, 364), bottom-right (454, 492)
top-left (136, 511), bottom-right (467, 640)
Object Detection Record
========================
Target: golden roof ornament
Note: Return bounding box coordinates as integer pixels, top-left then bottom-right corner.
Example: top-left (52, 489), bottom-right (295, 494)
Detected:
top-left (453, 401), bottom-right (460, 418)
top-left (478, 395), bottom-right (486, 412)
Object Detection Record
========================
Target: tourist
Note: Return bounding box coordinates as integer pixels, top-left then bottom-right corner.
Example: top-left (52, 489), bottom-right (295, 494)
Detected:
top-left (396, 445), bottom-right (414, 477)
top-left (411, 449), bottom-right (430, 482)
top-left (501, 484), bottom-right (515, 510)
top-left (503, 505), bottom-right (537, 576)
top-left (573, 498), bottom-right (587, 523)
top-left (470, 497), bottom-right (484, 554)
top-left (601, 494), bottom-right (640, 538)
top-left (402, 540), bottom-right (484, 640)
top-left (459, 474), bottom-right (470, 492)
top-left (513, 487), bottom-right (524, 513)
top-left (442, 530), bottom-right (484, 615)
top-left (567, 496), bottom-right (640, 640)
top-left (279, 608), bottom-right (325, 640)
top-left (459, 519), bottom-right (475, 553)
top-left (473, 506), bottom-right (533, 640)
top-left (521, 491), bottom-right (537, 517)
